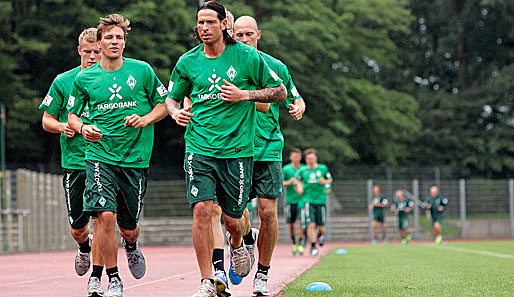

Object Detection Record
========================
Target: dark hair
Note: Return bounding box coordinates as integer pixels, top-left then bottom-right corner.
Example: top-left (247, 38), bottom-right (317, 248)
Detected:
top-left (192, 1), bottom-right (237, 44)
top-left (291, 148), bottom-right (302, 154)
top-left (304, 148), bottom-right (318, 157)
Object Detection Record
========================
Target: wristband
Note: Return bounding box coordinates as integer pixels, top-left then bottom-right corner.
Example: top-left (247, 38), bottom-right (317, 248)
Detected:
top-left (80, 124), bottom-right (85, 135)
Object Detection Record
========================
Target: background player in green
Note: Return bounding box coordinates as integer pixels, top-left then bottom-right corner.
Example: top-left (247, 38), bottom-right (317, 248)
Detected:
top-left (39, 27), bottom-right (106, 297)
top-left (390, 190), bottom-right (414, 244)
top-left (296, 149), bottom-right (332, 257)
top-left (233, 15), bottom-right (306, 296)
top-left (165, 2), bottom-right (287, 296)
top-left (68, 14), bottom-right (168, 297)
top-left (282, 148), bottom-right (307, 256)
top-left (426, 186), bottom-right (448, 244)
top-left (368, 185), bottom-right (389, 244)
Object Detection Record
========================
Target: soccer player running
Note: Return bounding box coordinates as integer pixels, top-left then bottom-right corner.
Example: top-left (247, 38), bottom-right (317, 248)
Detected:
top-left (283, 148), bottom-right (308, 256)
top-left (296, 149), bottom-right (333, 257)
top-left (68, 14), bottom-right (168, 297)
top-left (426, 186), bottom-right (448, 244)
top-left (165, 2), bottom-right (287, 296)
top-left (368, 185), bottom-right (389, 244)
top-left (233, 15), bottom-right (305, 296)
top-left (390, 190), bottom-right (414, 244)
top-left (39, 28), bottom-right (106, 297)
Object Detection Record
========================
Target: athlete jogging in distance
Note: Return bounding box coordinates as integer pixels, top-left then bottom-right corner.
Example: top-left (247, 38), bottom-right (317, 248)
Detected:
top-left (296, 149), bottom-right (333, 257)
top-left (233, 15), bottom-right (306, 296)
top-left (426, 186), bottom-right (448, 244)
top-left (283, 148), bottom-right (308, 256)
top-left (165, 1), bottom-right (287, 296)
top-left (39, 28), bottom-right (107, 297)
top-left (390, 190), bottom-right (414, 244)
top-left (68, 14), bottom-right (168, 297)
top-left (368, 185), bottom-right (389, 244)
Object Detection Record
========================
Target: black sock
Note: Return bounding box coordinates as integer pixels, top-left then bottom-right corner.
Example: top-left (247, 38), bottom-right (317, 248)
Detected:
top-left (243, 230), bottom-right (255, 246)
top-left (291, 235), bottom-right (296, 244)
top-left (91, 265), bottom-right (103, 279)
top-left (201, 278), bottom-right (214, 285)
top-left (78, 238), bottom-right (91, 254)
top-left (212, 248), bottom-right (224, 272)
top-left (299, 237), bottom-right (305, 246)
top-left (124, 240), bottom-right (137, 252)
top-left (311, 242), bottom-right (316, 248)
top-left (106, 266), bottom-right (120, 282)
top-left (256, 262), bottom-right (270, 276)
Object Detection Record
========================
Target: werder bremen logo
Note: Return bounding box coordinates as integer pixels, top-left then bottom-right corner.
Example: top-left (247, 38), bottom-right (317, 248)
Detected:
top-left (226, 65), bottom-right (237, 81)
top-left (109, 83), bottom-right (122, 100)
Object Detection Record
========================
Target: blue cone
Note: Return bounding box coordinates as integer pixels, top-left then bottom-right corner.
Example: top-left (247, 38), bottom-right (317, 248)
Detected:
top-left (336, 248), bottom-right (347, 255)
top-left (306, 282), bottom-right (332, 291)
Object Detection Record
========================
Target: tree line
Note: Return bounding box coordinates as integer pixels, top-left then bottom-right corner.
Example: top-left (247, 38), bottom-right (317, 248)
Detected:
top-left (0, 0), bottom-right (512, 177)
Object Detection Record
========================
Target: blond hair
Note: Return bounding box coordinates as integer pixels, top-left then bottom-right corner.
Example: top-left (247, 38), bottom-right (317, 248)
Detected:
top-left (97, 14), bottom-right (131, 40)
top-left (78, 28), bottom-right (97, 46)
top-left (304, 148), bottom-right (318, 157)
top-left (226, 10), bottom-right (234, 31)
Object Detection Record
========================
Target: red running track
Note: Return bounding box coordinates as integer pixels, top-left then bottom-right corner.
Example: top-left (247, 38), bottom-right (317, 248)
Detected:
top-left (0, 242), bottom-right (345, 297)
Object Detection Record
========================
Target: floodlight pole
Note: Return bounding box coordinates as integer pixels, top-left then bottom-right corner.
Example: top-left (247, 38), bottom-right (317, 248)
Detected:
top-left (459, 179), bottom-right (466, 239)
top-left (367, 179), bottom-right (373, 241)
top-left (509, 179), bottom-right (514, 238)
top-left (412, 179), bottom-right (419, 240)
top-left (0, 103), bottom-right (5, 210)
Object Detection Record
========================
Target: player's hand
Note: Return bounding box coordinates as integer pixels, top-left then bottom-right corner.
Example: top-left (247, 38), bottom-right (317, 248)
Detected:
top-left (82, 125), bottom-right (102, 142)
top-left (124, 114), bottom-right (149, 128)
top-left (368, 204), bottom-right (374, 211)
top-left (172, 106), bottom-right (193, 127)
top-left (221, 79), bottom-right (248, 102)
top-left (63, 123), bottom-right (75, 138)
top-left (289, 104), bottom-right (303, 120)
top-left (318, 177), bottom-right (326, 185)
top-left (437, 205), bottom-right (444, 212)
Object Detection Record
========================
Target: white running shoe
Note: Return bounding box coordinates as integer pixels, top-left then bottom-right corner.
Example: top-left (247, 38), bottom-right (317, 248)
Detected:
top-left (75, 235), bottom-right (92, 276)
top-left (226, 231), bottom-right (251, 277)
top-left (214, 270), bottom-right (232, 297)
top-left (191, 279), bottom-right (216, 297)
top-left (105, 277), bottom-right (123, 297)
top-left (244, 228), bottom-right (259, 270)
top-left (252, 272), bottom-right (270, 296)
top-left (87, 276), bottom-right (104, 297)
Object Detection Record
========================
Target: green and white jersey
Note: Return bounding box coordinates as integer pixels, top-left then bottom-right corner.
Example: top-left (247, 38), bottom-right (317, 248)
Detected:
top-left (39, 66), bottom-right (90, 170)
top-left (427, 195), bottom-right (448, 216)
top-left (297, 164), bottom-right (332, 205)
top-left (68, 58), bottom-right (167, 168)
top-left (371, 195), bottom-right (388, 216)
top-left (282, 163), bottom-right (307, 204)
top-left (167, 42), bottom-right (283, 158)
top-left (254, 52), bottom-right (302, 161)
top-left (394, 199), bottom-right (414, 217)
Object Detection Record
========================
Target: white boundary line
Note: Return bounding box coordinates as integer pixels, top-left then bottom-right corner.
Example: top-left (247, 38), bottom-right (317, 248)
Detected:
top-left (0, 275), bottom-right (63, 287)
top-left (124, 270), bottom-right (197, 290)
top-left (434, 245), bottom-right (514, 260)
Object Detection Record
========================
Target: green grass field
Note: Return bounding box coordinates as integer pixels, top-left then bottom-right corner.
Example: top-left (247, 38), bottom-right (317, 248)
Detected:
top-left (284, 241), bottom-right (514, 296)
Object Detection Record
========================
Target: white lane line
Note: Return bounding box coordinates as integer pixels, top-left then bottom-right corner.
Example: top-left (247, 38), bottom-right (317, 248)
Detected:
top-left (124, 270), bottom-right (197, 290)
top-left (0, 275), bottom-right (63, 287)
top-left (434, 245), bottom-right (514, 260)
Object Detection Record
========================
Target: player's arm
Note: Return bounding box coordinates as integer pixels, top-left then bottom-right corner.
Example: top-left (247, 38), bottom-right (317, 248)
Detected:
top-left (42, 112), bottom-right (75, 138)
top-left (124, 102), bottom-right (167, 128)
top-left (221, 80), bottom-right (287, 103)
top-left (295, 180), bottom-right (304, 195)
top-left (68, 112), bottom-right (102, 142)
top-left (166, 97), bottom-right (193, 127)
top-left (289, 98), bottom-right (305, 120)
top-left (390, 204), bottom-right (396, 212)
top-left (256, 102), bottom-right (270, 113)
top-left (283, 177), bottom-right (297, 186)
top-left (183, 97), bottom-right (192, 108)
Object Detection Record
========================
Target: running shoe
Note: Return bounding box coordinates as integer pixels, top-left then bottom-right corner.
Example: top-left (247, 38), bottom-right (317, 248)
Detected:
top-left (105, 277), bottom-right (123, 297)
top-left (297, 244), bottom-right (304, 256)
top-left (291, 244), bottom-right (298, 256)
top-left (310, 246), bottom-right (319, 257)
top-left (252, 272), bottom-right (270, 296)
top-left (435, 235), bottom-right (443, 245)
top-left (318, 234), bottom-right (325, 247)
top-left (123, 239), bottom-right (146, 279)
top-left (191, 279), bottom-right (216, 297)
top-left (75, 235), bottom-right (92, 276)
top-left (226, 231), bottom-right (251, 277)
top-left (228, 264), bottom-right (243, 285)
top-left (244, 228), bottom-right (259, 270)
top-left (214, 270), bottom-right (232, 297)
top-left (87, 276), bottom-right (104, 297)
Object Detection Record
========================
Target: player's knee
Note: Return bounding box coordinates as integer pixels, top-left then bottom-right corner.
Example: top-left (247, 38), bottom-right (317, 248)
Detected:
top-left (259, 207), bottom-right (277, 223)
top-left (119, 227), bottom-right (136, 240)
top-left (97, 212), bottom-right (116, 228)
top-left (70, 225), bottom-right (88, 239)
top-left (193, 201), bottom-right (212, 220)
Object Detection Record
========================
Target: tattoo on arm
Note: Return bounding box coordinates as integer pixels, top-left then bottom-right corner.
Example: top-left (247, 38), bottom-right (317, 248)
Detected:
top-left (248, 84), bottom-right (287, 103)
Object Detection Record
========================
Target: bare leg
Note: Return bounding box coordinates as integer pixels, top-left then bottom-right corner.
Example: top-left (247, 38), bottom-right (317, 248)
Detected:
top-left (433, 222), bottom-right (442, 238)
top-left (119, 225), bottom-right (140, 244)
top-left (70, 225), bottom-right (90, 244)
top-left (223, 213), bottom-right (246, 249)
top-left (371, 220), bottom-right (378, 237)
top-left (257, 198), bottom-right (278, 266)
top-left (91, 218), bottom-right (105, 267)
top-left (380, 223), bottom-right (387, 238)
top-left (212, 204), bottom-right (224, 249)
top-left (192, 200), bottom-right (214, 279)
top-left (307, 222), bottom-right (317, 244)
top-left (96, 212), bottom-right (118, 269)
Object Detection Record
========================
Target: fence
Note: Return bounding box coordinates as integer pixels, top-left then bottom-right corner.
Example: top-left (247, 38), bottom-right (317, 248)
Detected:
top-left (1, 169), bottom-right (513, 252)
